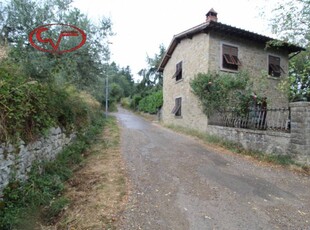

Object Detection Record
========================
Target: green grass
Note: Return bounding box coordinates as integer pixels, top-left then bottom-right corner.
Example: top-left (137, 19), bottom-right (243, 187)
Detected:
top-left (43, 197), bottom-right (70, 223)
top-left (165, 124), bottom-right (304, 169)
top-left (0, 115), bottom-right (107, 230)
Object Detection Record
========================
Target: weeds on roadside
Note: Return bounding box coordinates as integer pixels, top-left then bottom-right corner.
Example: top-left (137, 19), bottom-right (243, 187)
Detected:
top-left (0, 116), bottom-right (107, 230)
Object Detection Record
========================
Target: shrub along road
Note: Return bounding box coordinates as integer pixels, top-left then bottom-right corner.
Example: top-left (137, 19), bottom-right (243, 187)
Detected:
top-left (115, 107), bottom-right (310, 230)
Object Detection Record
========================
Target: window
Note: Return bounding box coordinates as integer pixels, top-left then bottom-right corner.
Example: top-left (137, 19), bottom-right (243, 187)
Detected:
top-left (268, 55), bottom-right (285, 77)
top-left (222, 44), bottom-right (241, 71)
top-left (171, 97), bottom-right (182, 117)
top-left (172, 61), bottom-right (182, 81)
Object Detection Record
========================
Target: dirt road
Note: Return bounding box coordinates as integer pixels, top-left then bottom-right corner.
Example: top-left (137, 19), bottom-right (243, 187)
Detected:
top-left (114, 108), bottom-right (310, 230)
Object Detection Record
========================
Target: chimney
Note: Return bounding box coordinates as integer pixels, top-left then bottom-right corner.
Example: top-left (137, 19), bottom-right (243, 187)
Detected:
top-left (206, 8), bottom-right (218, 22)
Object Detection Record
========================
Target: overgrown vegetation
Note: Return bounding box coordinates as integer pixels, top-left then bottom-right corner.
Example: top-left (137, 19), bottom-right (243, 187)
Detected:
top-left (0, 0), bottom-right (107, 142)
top-left (129, 45), bottom-right (165, 113)
top-left (0, 0), bottom-right (136, 113)
top-left (103, 63), bottom-right (135, 111)
top-left (286, 51), bottom-right (310, 102)
top-left (0, 114), bottom-right (106, 229)
top-left (0, 63), bottom-right (54, 142)
top-left (0, 0), bottom-right (112, 90)
top-left (266, 0), bottom-right (310, 101)
top-left (190, 71), bottom-right (265, 116)
top-left (0, 61), bottom-right (98, 143)
top-left (138, 90), bottom-right (163, 114)
top-left (0, 0), bottom-right (132, 228)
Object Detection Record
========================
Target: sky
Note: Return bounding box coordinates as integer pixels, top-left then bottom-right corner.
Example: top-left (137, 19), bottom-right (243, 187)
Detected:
top-left (72, 0), bottom-right (278, 81)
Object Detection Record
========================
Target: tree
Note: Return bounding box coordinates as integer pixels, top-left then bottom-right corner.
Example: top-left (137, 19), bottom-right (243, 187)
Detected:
top-left (136, 44), bottom-right (166, 95)
top-left (98, 62), bottom-right (135, 111)
top-left (269, 0), bottom-right (310, 46)
top-left (146, 44), bottom-right (166, 86)
top-left (288, 52), bottom-right (310, 101)
top-left (0, 0), bottom-right (113, 100)
top-left (120, 65), bottom-right (135, 86)
top-left (268, 0), bottom-right (310, 101)
top-left (130, 45), bottom-right (166, 112)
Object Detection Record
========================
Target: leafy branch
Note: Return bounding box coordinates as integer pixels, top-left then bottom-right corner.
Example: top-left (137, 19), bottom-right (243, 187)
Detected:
top-left (190, 71), bottom-right (264, 116)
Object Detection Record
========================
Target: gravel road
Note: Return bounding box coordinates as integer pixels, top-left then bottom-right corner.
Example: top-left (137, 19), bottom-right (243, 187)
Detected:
top-left (114, 107), bottom-right (310, 230)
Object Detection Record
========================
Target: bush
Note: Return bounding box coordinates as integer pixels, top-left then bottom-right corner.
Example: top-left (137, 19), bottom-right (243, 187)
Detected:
top-left (0, 62), bottom-right (100, 143)
top-left (190, 71), bottom-right (262, 116)
top-left (120, 97), bottom-right (131, 109)
top-left (47, 85), bottom-right (98, 132)
top-left (138, 90), bottom-right (163, 114)
top-left (130, 94), bottom-right (142, 110)
top-left (0, 64), bottom-right (55, 142)
top-left (0, 53), bottom-right (104, 229)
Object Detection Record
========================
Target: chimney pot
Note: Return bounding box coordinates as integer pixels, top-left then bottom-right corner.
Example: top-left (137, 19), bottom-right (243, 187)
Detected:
top-left (206, 8), bottom-right (218, 22)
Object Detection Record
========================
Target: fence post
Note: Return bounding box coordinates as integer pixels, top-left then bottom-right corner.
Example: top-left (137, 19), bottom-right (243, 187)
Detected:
top-left (289, 102), bottom-right (310, 165)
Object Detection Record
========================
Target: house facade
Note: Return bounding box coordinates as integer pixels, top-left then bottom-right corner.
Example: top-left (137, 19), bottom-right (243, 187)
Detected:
top-left (158, 9), bottom-right (303, 132)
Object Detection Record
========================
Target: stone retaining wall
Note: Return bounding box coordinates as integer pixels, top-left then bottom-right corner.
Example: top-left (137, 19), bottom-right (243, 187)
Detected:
top-left (289, 102), bottom-right (310, 165)
top-left (0, 127), bottom-right (75, 195)
top-left (207, 126), bottom-right (291, 155)
top-left (206, 102), bottom-right (310, 165)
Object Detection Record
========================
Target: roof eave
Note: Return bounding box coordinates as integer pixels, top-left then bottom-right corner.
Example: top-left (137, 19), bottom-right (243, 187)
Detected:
top-left (157, 21), bottom-right (305, 73)
top-left (206, 21), bottom-right (304, 53)
top-left (158, 23), bottom-right (208, 73)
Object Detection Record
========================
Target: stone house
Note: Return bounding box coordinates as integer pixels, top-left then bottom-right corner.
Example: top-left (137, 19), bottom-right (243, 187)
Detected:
top-left (158, 9), bottom-right (303, 132)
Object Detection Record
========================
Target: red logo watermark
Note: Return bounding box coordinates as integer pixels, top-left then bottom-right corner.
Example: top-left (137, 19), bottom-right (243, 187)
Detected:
top-left (29, 24), bottom-right (87, 54)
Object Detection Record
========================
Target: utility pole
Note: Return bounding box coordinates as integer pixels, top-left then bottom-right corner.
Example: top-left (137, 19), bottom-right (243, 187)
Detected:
top-left (105, 75), bottom-right (108, 118)
top-left (105, 41), bottom-right (113, 118)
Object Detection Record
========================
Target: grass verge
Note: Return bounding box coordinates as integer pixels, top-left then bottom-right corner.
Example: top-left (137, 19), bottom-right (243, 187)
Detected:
top-left (164, 124), bottom-right (309, 173)
top-left (0, 115), bottom-right (106, 230)
top-left (47, 116), bottom-right (127, 230)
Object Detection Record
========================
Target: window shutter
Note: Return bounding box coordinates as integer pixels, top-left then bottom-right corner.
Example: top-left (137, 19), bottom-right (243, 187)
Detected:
top-left (171, 103), bottom-right (181, 114)
top-left (269, 55), bottom-right (284, 76)
top-left (172, 61), bottom-right (183, 78)
top-left (172, 68), bottom-right (181, 78)
top-left (232, 55), bottom-right (241, 65)
top-left (222, 45), bottom-right (241, 67)
top-left (223, 54), bottom-right (235, 64)
top-left (171, 97), bottom-right (182, 116)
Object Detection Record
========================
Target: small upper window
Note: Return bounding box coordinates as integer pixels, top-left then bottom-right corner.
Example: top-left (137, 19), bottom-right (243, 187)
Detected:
top-left (268, 55), bottom-right (285, 77)
top-left (222, 44), bottom-right (241, 71)
top-left (172, 61), bottom-right (182, 81)
top-left (171, 97), bottom-right (182, 117)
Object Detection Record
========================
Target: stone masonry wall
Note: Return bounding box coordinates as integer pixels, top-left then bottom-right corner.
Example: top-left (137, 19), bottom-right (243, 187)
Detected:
top-left (207, 126), bottom-right (291, 156)
top-left (209, 31), bottom-right (289, 108)
top-left (206, 102), bottom-right (310, 166)
top-left (0, 127), bottom-right (75, 195)
top-left (289, 102), bottom-right (310, 165)
top-left (162, 29), bottom-right (310, 164)
top-left (162, 30), bottom-right (290, 132)
top-left (162, 33), bottom-right (210, 132)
